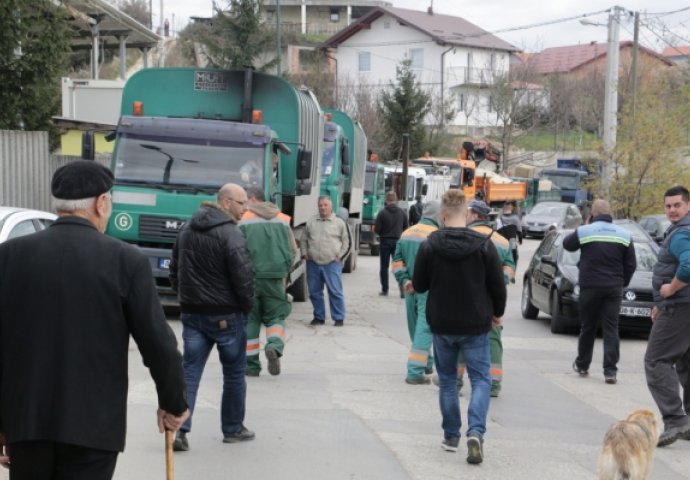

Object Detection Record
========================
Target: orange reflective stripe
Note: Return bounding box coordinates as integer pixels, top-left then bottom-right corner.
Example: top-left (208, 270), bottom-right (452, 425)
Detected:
top-left (242, 211), bottom-right (258, 221)
top-left (267, 325), bottom-right (285, 338)
top-left (276, 212), bottom-right (292, 226)
top-left (408, 351), bottom-right (428, 363)
top-left (246, 340), bottom-right (260, 353)
top-left (390, 260), bottom-right (405, 270)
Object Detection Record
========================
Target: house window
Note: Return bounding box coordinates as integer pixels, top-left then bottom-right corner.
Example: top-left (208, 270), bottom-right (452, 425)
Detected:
top-left (409, 48), bottom-right (424, 69)
top-left (384, 21), bottom-right (391, 29)
top-left (458, 92), bottom-right (465, 111)
top-left (330, 8), bottom-right (339, 22)
top-left (490, 53), bottom-right (496, 71)
top-left (488, 95), bottom-right (495, 112)
top-left (359, 52), bottom-right (371, 72)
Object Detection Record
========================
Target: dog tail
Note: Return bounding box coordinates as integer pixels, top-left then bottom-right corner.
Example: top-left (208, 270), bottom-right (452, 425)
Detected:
top-left (597, 423), bottom-right (637, 480)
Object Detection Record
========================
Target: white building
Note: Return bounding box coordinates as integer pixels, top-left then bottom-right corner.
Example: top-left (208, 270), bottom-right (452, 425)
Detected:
top-left (321, 6), bottom-right (519, 134)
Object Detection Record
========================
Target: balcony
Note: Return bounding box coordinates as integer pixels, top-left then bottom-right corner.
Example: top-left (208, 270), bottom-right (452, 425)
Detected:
top-left (446, 67), bottom-right (506, 87)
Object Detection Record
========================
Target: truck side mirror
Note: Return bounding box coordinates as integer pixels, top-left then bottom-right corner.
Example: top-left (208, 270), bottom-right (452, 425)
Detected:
top-left (82, 131), bottom-right (95, 160)
top-left (297, 148), bottom-right (312, 180)
top-left (342, 143), bottom-right (350, 166)
top-left (422, 184), bottom-right (428, 195)
top-left (342, 165), bottom-right (351, 176)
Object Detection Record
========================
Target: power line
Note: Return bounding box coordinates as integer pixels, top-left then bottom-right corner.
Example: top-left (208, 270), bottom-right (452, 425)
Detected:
top-left (644, 6), bottom-right (690, 17)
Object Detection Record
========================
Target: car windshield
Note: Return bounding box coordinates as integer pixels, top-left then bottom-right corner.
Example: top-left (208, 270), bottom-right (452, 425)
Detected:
top-left (561, 240), bottom-right (658, 271)
top-left (541, 172), bottom-right (581, 190)
top-left (614, 220), bottom-right (651, 242)
top-left (530, 203), bottom-right (567, 217)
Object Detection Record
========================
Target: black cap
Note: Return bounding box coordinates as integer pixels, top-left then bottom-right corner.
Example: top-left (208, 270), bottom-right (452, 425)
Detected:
top-left (51, 160), bottom-right (114, 200)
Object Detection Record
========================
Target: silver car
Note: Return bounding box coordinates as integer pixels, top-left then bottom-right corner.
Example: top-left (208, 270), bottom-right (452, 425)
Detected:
top-left (0, 207), bottom-right (57, 243)
top-left (521, 201), bottom-right (582, 238)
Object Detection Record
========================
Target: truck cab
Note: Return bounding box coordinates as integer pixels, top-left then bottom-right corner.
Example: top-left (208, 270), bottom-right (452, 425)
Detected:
top-left (361, 161), bottom-right (385, 255)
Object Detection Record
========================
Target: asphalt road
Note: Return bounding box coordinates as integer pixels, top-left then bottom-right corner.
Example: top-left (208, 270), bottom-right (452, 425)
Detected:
top-left (6, 238), bottom-right (687, 480)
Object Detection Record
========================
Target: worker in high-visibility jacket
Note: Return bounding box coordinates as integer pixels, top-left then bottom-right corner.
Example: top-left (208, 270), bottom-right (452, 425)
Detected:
top-left (240, 186), bottom-right (297, 376)
top-left (459, 199), bottom-right (515, 398)
top-left (391, 201), bottom-right (441, 385)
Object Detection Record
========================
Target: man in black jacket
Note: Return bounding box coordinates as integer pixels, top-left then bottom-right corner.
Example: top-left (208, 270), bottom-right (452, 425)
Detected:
top-left (564, 199), bottom-right (636, 385)
top-left (413, 189), bottom-right (506, 465)
top-left (170, 183), bottom-right (256, 451)
top-left (374, 191), bottom-right (408, 296)
top-left (0, 161), bottom-right (189, 479)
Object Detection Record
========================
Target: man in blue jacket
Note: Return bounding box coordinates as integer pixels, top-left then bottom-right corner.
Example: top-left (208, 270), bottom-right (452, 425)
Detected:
top-left (564, 199), bottom-right (636, 385)
top-left (646, 185), bottom-right (690, 446)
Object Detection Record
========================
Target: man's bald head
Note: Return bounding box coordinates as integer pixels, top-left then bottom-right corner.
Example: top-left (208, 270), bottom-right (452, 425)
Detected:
top-left (218, 183), bottom-right (248, 218)
top-left (590, 199), bottom-right (611, 217)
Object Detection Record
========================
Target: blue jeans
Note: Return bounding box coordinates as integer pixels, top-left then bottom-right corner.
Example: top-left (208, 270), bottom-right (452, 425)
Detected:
top-left (433, 333), bottom-right (491, 439)
top-left (180, 312), bottom-right (247, 437)
top-left (307, 260), bottom-right (346, 321)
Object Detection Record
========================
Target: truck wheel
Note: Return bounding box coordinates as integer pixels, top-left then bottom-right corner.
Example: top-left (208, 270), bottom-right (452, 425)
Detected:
top-left (342, 251), bottom-right (356, 273)
top-left (370, 244), bottom-right (379, 256)
top-left (287, 272), bottom-right (308, 302)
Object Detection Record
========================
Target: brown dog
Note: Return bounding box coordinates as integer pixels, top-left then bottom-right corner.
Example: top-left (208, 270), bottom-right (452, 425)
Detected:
top-left (597, 409), bottom-right (660, 480)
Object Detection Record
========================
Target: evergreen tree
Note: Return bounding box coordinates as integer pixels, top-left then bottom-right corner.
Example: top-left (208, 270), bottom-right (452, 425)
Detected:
top-left (378, 59), bottom-right (431, 160)
top-left (201, 0), bottom-right (277, 71)
top-left (0, 0), bottom-right (71, 144)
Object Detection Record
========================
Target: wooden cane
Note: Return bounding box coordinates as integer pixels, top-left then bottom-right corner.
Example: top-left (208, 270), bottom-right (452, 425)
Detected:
top-left (165, 430), bottom-right (174, 480)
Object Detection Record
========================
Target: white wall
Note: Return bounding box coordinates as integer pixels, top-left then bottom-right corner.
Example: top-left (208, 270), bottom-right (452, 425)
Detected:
top-left (334, 12), bottom-right (512, 129)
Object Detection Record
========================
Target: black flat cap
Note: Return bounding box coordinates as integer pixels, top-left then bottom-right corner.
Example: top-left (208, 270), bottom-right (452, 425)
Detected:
top-left (51, 160), bottom-right (114, 200)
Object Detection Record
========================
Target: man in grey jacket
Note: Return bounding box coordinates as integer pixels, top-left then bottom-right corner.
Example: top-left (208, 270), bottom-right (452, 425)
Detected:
top-left (646, 185), bottom-right (690, 446)
top-left (301, 196), bottom-right (350, 326)
top-left (170, 183), bottom-right (256, 451)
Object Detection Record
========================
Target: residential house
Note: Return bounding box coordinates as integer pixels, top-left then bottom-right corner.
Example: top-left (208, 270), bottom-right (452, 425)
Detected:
top-left (529, 41), bottom-right (674, 82)
top-left (261, 0), bottom-right (392, 36)
top-left (662, 45), bottom-right (689, 67)
top-left (321, 6), bottom-right (519, 135)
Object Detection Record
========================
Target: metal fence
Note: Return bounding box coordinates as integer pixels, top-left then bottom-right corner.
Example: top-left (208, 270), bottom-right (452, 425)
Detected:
top-left (0, 130), bottom-right (110, 212)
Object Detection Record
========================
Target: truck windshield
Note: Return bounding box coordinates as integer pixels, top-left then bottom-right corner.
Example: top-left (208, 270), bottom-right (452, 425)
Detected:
top-left (364, 170), bottom-right (376, 194)
top-left (321, 139), bottom-right (336, 176)
top-left (113, 135), bottom-right (264, 189)
top-left (541, 172), bottom-right (581, 190)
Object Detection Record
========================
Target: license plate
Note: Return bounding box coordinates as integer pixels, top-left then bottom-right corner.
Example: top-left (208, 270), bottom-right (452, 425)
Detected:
top-left (159, 258), bottom-right (171, 269)
top-left (620, 306), bottom-right (651, 317)
top-left (361, 224), bottom-right (371, 232)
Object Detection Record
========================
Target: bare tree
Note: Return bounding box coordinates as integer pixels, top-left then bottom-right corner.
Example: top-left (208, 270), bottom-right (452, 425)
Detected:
top-left (336, 75), bottom-right (387, 158)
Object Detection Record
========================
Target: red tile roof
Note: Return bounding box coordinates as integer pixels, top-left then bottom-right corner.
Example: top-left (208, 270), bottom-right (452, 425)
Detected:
top-left (530, 41), bottom-right (672, 74)
top-left (662, 45), bottom-right (690, 57)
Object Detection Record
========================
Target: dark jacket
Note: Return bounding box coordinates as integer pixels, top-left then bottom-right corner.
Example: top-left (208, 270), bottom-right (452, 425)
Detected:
top-left (375, 203), bottom-right (409, 239)
top-left (409, 201), bottom-right (423, 226)
top-left (563, 215), bottom-right (636, 289)
top-left (0, 217), bottom-right (187, 452)
top-left (413, 227), bottom-right (507, 335)
top-left (652, 212), bottom-right (690, 305)
top-left (170, 203), bottom-right (255, 314)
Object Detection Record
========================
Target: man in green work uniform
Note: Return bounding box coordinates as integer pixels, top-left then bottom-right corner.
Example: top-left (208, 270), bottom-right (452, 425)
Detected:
top-left (392, 202), bottom-right (442, 385)
top-left (460, 200), bottom-right (515, 397)
top-left (240, 187), bottom-right (297, 376)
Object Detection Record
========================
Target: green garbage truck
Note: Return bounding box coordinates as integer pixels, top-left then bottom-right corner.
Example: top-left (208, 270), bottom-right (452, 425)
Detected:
top-left (320, 109), bottom-right (366, 272)
top-left (361, 160), bottom-right (386, 255)
top-left (98, 67), bottom-right (323, 305)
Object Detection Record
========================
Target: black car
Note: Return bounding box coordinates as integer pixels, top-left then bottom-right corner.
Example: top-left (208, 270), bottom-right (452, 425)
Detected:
top-left (521, 227), bottom-right (658, 334)
top-left (639, 214), bottom-right (671, 244)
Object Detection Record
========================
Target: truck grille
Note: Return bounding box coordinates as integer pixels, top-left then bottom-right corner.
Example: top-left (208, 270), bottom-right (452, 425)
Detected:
top-left (139, 215), bottom-right (185, 241)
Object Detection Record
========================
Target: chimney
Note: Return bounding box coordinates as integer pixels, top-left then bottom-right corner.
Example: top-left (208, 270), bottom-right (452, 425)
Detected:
top-left (427, 6), bottom-right (433, 15)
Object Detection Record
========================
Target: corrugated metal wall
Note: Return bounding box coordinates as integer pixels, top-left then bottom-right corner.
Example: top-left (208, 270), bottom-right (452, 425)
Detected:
top-left (0, 130), bottom-right (110, 212)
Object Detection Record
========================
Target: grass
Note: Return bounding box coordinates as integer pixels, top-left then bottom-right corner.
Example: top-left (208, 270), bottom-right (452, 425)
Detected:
top-left (512, 128), bottom-right (602, 151)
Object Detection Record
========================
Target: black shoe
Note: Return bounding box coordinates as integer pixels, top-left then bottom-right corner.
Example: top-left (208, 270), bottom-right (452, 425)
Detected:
top-left (223, 425), bottom-right (255, 443)
top-left (379, 291), bottom-right (388, 296)
top-left (658, 424), bottom-right (690, 447)
top-left (333, 321), bottom-right (344, 327)
top-left (172, 431), bottom-right (189, 452)
top-left (441, 436), bottom-right (459, 452)
top-left (604, 374), bottom-right (617, 384)
top-left (265, 346), bottom-right (281, 376)
top-left (405, 376), bottom-right (430, 385)
top-left (572, 360), bottom-right (588, 376)
top-left (309, 319), bottom-right (325, 326)
top-left (466, 434), bottom-right (484, 464)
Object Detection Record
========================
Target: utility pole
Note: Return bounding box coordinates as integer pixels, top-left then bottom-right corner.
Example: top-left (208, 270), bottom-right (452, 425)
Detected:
top-left (402, 133), bottom-right (410, 208)
top-left (602, 5), bottom-right (622, 194)
top-left (276, 0), bottom-right (281, 75)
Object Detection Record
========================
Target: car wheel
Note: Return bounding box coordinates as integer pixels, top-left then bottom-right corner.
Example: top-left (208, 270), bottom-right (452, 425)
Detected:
top-left (549, 290), bottom-right (571, 334)
top-left (521, 280), bottom-right (539, 319)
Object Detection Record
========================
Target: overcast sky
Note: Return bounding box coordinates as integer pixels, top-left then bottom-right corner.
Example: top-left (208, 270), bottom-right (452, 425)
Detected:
top-left (152, 0), bottom-right (690, 52)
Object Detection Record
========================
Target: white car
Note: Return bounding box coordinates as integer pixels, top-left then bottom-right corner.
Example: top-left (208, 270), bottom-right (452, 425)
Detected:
top-left (0, 207), bottom-right (57, 243)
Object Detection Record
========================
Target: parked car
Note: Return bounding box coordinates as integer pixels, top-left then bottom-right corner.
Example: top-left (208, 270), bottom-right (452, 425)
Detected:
top-left (521, 201), bottom-right (582, 238)
top-left (0, 207), bottom-right (57, 244)
top-left (639, 214), bottom-right (671, 244)
top-left (613, 219), bottom-right (660, 253)
top-left (521, 227), bottom-right (658, 334)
